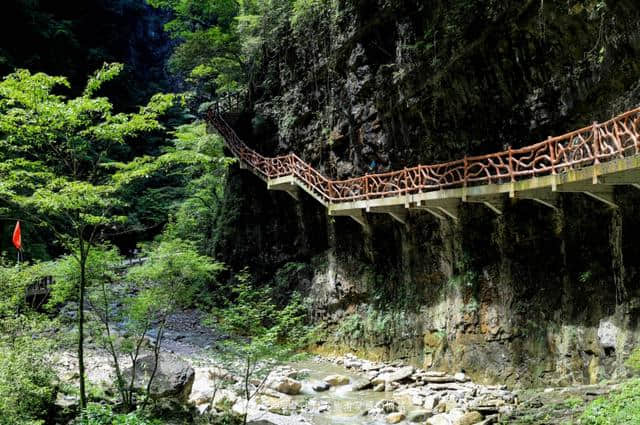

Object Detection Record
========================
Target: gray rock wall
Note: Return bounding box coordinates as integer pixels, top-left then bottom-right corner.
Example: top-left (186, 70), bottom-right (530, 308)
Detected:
top-left (215, 0), bottom-right (640, 387)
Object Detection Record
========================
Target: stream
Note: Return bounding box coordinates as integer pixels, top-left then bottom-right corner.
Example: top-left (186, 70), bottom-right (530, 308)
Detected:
top-left (54, 309), bottom-right (613, 425)
top-left (154, 310), bottom-right (412, 424)
top-left (289, 359), bottom-right (414, 425)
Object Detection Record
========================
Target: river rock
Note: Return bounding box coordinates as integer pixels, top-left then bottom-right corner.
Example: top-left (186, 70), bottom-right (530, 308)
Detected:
top-left (427, 414), bottom-right (453, 425)
top-left (207, 366), bottom-right (238, 383)
top-left (213, 389), bottom-right (238, 410)
top-left (436, 399), bottom-right (458, 413)
top-left (455, 411), bottom-right (484, 425)
top-left (454, 373), bottom-right (470, 383)
top-left (268, 377), bottom-right (302, 395)
top-left (374, 383), bottom-right (385, 392)
top-left (124, 353), bottom-right (195, 402)
top-left (377, 400), bottom-right (400, 413)
top-left (373, 366), bottom-right (415, 384)
top-left (344, 358), bottom-right (362, 369)
top-left (324, 374), bottom-right (350, 386)
top-left (424, 375), bottom-right (455, 383)
top-left (256, 393), bottom-right (297, 415)
top-left (55, 393), bottom-right (79, 409)
top-left (353, 379), bottom-right (374, 391)
top-left (423, 395), bottom-right (440, 410)
top-left (408, 409), bottom-right (433, 422)
top-left (312, 381), bottom-right (330, 392)
top-left (411, 394), bottom-right (425, 406)
top-left (386, 412), bottom-right (406, 423)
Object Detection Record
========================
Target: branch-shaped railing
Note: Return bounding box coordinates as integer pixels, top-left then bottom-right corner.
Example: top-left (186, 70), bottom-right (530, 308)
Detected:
top-left (207, 102), bottom-right (640, 204)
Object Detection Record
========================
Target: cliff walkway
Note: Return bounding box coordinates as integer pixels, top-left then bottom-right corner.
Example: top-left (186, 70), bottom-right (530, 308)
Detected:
top-left (208, 97), bottom-right (640, 226)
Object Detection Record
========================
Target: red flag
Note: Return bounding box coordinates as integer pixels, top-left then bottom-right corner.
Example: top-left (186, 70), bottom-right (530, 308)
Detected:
top-left (12, 221), bottom-right (22, 251)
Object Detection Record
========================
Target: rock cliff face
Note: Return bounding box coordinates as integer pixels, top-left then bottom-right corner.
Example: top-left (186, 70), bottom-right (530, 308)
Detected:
top-left (217, 0), bottom-right (640, 386)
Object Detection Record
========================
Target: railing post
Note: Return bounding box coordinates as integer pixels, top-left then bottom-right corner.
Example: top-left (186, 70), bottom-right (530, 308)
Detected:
top-left (463, 156), bottom-right (468, 201)
top-left (613, 119), bottom-right (624, 158)
top-left (403, 167), bottom-right (408, 193)
top-left (548, 136), bottom-right (556, 176)
top-left (463, 156), bottom-right (468, 186)
top-left (592, 121), bottom-right (600, 164)
top-left (508, 146), bottom-right (514, 183)
top-left (364, 174), bottom-right (369, 201)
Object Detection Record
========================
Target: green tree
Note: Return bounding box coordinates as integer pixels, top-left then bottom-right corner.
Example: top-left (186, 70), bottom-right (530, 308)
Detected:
top-left (146, 0), bottom-right (266, 97)
top-left (211, 270), bottom-right (311, 424)
top-left (127, 238), bottom-right (226, 308)
top-left (0, 64), bottom-right (175, 409)
top-left (113, 121), bottom-right (234, 255)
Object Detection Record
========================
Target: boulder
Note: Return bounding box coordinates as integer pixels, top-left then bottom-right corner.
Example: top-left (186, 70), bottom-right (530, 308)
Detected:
top-left (374, 383), bottom-right (385, 392)
top-left (386, 412), bottom-right (406, 423)
top-left (455, 411), bottom-right (484, 425)
top-left (324, 374), bottom-right (350, 386)
top-left (124, 353), bottom-right (195, 402)
top-left (408, 409), bottom-right (433, 422)
top-left (268, 377), bottom-right (302, 395)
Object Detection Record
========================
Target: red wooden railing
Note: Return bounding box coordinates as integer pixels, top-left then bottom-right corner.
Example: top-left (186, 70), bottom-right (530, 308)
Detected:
top-left (207, 101), bottom-right (640, 204)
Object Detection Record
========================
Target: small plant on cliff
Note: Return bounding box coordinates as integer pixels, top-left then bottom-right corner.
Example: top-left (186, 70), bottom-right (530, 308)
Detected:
top-left (625, 347), bottom-right (640, 372)
top-left (336, 313), bottom-right (363, 342)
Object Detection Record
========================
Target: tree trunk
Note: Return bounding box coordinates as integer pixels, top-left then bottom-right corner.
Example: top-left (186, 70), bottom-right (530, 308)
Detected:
top-left (78, 246), bottom-right (87, 409)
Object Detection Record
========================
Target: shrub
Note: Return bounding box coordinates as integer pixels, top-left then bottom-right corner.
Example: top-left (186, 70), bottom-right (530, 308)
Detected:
top-left (0, 324), bottom-right (56, 425)
top-left (72, 404), bottom-right (163, 425)
top-left (580, 378), bottom-right (640, 425)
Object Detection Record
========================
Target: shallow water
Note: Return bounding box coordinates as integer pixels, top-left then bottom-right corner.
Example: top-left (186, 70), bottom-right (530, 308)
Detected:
top-left (290, 359), bottom-right (415, 425)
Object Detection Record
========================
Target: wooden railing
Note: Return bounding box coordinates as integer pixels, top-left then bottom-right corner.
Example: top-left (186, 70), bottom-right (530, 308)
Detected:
top-left (207, 102), bottom-right (640, 204)
top-left (26, 276), bottom-right (53, 296)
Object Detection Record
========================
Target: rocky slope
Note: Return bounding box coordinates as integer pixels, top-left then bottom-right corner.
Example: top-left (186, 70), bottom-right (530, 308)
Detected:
top-left (216, 0), bottom-right (640, 387)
